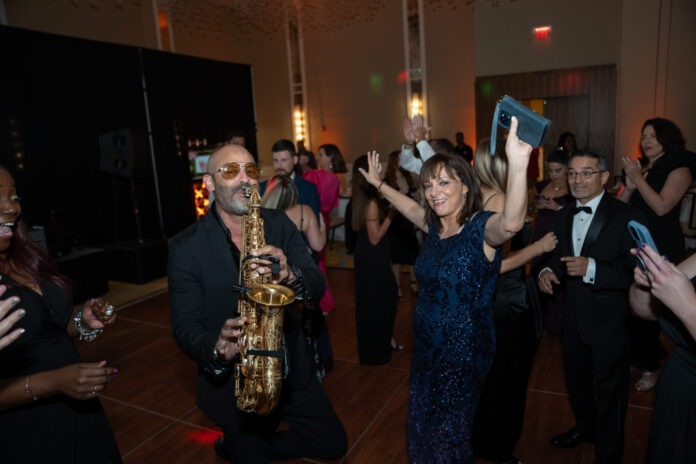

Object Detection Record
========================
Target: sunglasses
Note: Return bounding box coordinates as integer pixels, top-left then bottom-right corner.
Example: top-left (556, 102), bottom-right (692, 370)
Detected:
top-left (213, 162), bottom-right (260, 180)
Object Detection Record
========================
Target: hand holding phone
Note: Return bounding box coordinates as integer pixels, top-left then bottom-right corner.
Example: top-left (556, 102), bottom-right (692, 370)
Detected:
top-left (490, 95), bottom-right (552, 155)
top-left (627, 220), bottom-right (659, 270)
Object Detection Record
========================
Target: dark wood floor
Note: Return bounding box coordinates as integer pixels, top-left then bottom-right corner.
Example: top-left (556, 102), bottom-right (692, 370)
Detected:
top-left (78, 267), bottom-right (655, 463)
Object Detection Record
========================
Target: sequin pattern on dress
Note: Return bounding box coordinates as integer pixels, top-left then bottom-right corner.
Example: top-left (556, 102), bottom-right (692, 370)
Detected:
top-left (407, 211), bottom-right (501, 464)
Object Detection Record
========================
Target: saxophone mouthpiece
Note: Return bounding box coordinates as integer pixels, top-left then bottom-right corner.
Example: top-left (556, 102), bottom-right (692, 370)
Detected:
top-left (242, 185), bottom-right (252, 198)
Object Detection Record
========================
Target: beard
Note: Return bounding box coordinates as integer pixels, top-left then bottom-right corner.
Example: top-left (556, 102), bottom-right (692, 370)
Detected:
top-left (215, 182), bottom-right (250, 216)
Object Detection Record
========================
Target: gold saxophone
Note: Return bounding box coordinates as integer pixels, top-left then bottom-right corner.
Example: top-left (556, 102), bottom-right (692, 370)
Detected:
top-left (234, 183), bottom-right (296, 415)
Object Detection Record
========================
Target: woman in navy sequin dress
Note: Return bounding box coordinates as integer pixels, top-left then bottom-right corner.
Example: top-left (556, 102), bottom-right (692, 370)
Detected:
top-left (359, 118), bottom-right (533, 463)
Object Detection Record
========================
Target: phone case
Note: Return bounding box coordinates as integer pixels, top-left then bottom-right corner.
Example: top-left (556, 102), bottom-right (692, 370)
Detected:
top-left (627, 220), bottom-right (659, 270)
top-left (490, 95), bottom-right (552, 155)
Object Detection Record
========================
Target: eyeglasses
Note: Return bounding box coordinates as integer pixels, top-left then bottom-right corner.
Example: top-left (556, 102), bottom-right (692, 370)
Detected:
top-left (212, 162), bottom-right (259, 180)
top-left (567, 170), bottom-right (605, 180)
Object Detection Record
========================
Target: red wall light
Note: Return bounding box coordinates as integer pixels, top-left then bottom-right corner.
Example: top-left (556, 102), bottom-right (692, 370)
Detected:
top-left (533, 26), bottom-right (552, 40)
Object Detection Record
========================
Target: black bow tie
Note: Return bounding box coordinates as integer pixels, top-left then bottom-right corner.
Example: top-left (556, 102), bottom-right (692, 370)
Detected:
top-left (572, 206), bottom-right (592, 215)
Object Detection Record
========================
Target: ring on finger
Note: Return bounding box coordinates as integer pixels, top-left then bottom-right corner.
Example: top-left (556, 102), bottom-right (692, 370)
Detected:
top-left (105, 304), bottom-right (115, 317)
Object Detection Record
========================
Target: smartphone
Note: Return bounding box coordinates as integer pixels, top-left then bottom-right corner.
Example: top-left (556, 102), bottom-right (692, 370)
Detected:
top-left (627, 220), bottom-right (659, 270)
top-left (490, 95), bottom-right (552, 155)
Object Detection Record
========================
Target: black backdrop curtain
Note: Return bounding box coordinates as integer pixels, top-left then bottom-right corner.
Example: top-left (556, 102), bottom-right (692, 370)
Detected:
top-left (0, 26), bottom-right (256, 256)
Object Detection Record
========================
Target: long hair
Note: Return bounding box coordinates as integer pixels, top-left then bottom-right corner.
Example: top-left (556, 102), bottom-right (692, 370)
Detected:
top-left (384, 150), bottom-right (417, 193)
top-left (419, 153), bottom-right (482, 230)
top-left (0, 167), bottom-right (71, 295)
top-left (261, 175), bottom-right (299, 211)
top-left (301, 151), bottom-right (318, 170)
top-left (473, 139), bottom-right (508, 193)
top-left (350, 155), bottom-right (381, 231)
top-left (319, 144), bottom-right (348, 174)
top-left (641, 117), bottom-right (686, 154)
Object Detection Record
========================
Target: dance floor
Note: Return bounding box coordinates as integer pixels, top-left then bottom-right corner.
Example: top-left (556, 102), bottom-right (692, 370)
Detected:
top-left (79, 267), bottom-right (655, 463)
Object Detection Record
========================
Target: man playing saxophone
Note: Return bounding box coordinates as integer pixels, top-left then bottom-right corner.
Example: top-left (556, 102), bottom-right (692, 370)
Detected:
top-left (168, 144), bottom-right (347, 463)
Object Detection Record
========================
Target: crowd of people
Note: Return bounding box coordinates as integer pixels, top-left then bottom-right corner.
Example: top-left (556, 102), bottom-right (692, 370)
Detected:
top-left (1, 114), bottom-right (694, 464)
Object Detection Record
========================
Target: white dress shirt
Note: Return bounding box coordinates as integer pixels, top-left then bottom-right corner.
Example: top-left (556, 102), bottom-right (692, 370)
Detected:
top-left (573, 191), bottom-right (605, 284)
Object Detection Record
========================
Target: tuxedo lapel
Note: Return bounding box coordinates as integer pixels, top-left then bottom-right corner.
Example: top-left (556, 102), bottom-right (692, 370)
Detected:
top-left (580, 193), bottom-right (609, 256)
top-left (563, 208), bottom-right (575, 256)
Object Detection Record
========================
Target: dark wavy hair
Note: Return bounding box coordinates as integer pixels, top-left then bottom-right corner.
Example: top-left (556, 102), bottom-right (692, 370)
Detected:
top-left (546, 148), bottom-right (569, 166)
top-left (419, 153), bottom-right (482, 231)
top-left (0, 167), bottom-right (71, 296)
top-left (641, 117), bottom-right (686, 154)
top-left (318, 144), bottom-right (348, 174)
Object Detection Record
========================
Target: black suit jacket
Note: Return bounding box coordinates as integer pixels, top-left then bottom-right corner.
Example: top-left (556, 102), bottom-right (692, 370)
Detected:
top-left (167, 206), bottom-right (324, 425)
top-left (260, 174), bottom-right (321, 220)
top-left (545, 193), bottom-right (644, 344)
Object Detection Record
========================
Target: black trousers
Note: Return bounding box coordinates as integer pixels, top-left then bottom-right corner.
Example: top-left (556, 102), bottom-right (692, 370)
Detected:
top-left (473, 303), bottom-right (537, 462)
top-left (562, 334), bottom-right (630, 464)
top-left (219, 377), bottom-right (346, 464)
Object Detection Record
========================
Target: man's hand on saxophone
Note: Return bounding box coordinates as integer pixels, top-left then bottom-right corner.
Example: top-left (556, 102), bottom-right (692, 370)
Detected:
top-left (250, 245), bottom-right (294, 284)
top-left (215, 316), bottom-right (247, 363)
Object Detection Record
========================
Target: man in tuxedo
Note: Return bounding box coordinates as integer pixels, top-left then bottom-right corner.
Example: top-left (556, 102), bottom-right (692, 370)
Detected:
top-left (168, 144), bottom-right (346, 463)
top-left (538, 150), bottom-right (643, 464)
top-left (259, 139), bottom-right (320, 219)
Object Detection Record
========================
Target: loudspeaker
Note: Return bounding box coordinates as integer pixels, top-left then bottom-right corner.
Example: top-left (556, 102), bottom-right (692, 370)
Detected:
top-left (99, 127), bottom-right (148, 178)
top-left (105, 239), bottom-right (168, 284)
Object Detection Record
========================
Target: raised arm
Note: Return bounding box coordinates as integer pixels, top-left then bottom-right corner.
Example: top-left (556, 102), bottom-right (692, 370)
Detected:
top-left (484, 117), bottom-right (533, 247)
top-left (360, 150), bottom-right (428, 232)
top-left (482, 192), bottom-right (558, 273)
top-left (400, 116), bottom-right (436, 174)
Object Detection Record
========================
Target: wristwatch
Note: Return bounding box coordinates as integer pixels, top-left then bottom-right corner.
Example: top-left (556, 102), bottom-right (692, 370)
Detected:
top-left (212, 346), bottom-right (229, 365)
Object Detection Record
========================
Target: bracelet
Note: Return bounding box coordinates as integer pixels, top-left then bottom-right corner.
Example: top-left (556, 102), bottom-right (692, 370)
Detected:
top-left (73, 310), bottom-right (103, 342)
top-left (24, 376), bottom-right (39, 401)
top-left (286, 265), bottom-right (307, 300)
top-left (377, 181), bottom-right (385, 194)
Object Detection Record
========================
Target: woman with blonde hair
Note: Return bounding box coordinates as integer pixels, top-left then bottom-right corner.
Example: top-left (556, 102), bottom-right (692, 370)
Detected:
top-left (471, 141), bottom-right (557, 464)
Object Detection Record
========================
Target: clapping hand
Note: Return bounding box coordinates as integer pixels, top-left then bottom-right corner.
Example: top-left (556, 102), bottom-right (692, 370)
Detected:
top-left (621, 157), bottom-right (643, 188)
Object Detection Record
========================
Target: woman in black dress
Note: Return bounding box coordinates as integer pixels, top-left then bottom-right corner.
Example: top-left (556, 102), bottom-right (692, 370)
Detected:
top-left (531, 148), bottom-right (573, 335)
top-left (472, 142), bottom-right (558, 464)
top-left (0, 166), bottom-right (121, 463)
top-left (384, 150), bottom-right (421, 297)
top-left (351, 155), bottom-right (398, 365)
top-left (618, 118), bottom-right (696, 391)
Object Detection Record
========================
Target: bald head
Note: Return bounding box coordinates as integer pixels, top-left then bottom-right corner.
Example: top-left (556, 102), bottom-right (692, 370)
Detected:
top-left (207, 144), bottom-right (255, 175)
